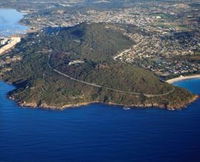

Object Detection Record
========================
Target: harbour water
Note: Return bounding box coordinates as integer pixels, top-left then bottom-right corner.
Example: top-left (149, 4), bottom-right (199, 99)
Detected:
top-left (0, 9), bottom-right (27, 36)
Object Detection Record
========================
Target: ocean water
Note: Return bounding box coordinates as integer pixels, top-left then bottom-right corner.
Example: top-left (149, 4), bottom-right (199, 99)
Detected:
top-left (0, 79), bottom-right (200, 162)
top-left (0, 9), bottom-right (27, 36)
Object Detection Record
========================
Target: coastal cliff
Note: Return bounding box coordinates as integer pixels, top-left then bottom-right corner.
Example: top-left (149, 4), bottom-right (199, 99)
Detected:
top-left (9, 93), bottom-right (198, 110)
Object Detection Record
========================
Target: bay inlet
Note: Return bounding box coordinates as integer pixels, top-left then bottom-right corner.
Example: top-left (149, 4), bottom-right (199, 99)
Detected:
top-left (0, 8), bottom-right (27, 36)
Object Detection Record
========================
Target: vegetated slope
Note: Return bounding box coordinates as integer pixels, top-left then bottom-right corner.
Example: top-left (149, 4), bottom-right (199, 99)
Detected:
top-left (47, 23), bottom-right (134, 62)
top-left (1, 23), bottom-right (196, 109)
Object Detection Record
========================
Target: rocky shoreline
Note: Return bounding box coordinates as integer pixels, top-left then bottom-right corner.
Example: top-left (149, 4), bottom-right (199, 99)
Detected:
top-left (9, 94), bottom-right (199, 111)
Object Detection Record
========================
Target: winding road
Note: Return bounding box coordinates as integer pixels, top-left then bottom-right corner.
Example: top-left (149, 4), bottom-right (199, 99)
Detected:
top-left (47, 54), bottom-right (175, 98)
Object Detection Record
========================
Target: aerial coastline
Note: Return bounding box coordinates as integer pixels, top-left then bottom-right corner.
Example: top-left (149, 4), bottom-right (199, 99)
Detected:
top-left (0, 7), bottom-right (199, 111)
top-left (1, 1), bottom-right (200, 162)
top-left (10, 95), bottom-right (198, 111)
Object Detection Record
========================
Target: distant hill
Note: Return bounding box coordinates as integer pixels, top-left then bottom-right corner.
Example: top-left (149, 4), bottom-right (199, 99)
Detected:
top-left (1, 23), bottom-right (197, 109)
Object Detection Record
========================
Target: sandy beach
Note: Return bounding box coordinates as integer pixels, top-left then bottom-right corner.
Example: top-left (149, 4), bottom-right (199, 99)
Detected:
top-left (166, 74), bottom-right (200, 84)
top-left (0, 36), bottom-right (21, 56)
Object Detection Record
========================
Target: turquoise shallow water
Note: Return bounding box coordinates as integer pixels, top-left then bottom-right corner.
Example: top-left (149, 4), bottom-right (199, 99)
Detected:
top-left (0, 79), bottom-right (200, 162)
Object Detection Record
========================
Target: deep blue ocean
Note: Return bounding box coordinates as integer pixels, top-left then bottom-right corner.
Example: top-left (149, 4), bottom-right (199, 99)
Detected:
top-left (0, 79), bottom-right (200, 162)
top-left (0, 8), bottom-right (200, 162)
